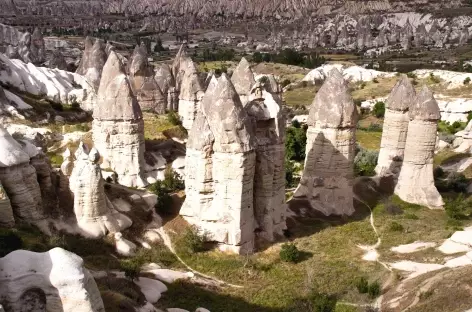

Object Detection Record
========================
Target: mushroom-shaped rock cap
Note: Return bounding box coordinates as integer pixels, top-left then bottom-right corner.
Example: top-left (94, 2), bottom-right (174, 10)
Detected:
top-left (410, 86), bottom-right (441, 121)
top-left (386, 75), bottom-right (415, 111)
top-left (231, 57), bottom-right (255, 96)
top-left (179, 61), bottom-right (204, 100)
top-left (94, 51), bottom-right (142, 121)
top-left (0, 126), bottom-right (31, 167)
top-left (308, 68), bottom-right (358, 128)
top-left (203, 74), bottom-right (255, 153)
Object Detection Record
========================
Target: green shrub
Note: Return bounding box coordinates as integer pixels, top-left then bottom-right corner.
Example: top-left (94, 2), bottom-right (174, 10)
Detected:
top-left (279, 243), bottom-right (301, 263)
top-left (367, 123), bottom-right (383, 132)
top-left (308, 292), bottom-right (337, 312)
top-left (433, 167), bottom-right (445, 179)
top-left (161, 167), bottom-right (185, 192)
top-left (285, 159), bottom-right (298, 188)
top-left (388, 221), bottom-right (404, 232)
top-left (438, 120), bottom-right (467, 135)
top-left (368, 281), bottom-right (381, 298)
top-left (120, 259), bottom-right (141, 281)
top-left (406, 72), bottom-right (417, 79)
top-left (436, 172), bottom-right (469, 193)
top-left (355, 276), bottom-right (369, 294)
top-left (167, 111), bottom-right (181, 126)
top-left (464, 77), bottom-right (471, 85)
top-left (372, 78), bottom-right (379, 83)
top-left (372, 101), bottom-right (385, 118)
top-left (468, 111), bottom-right (472, 122)
top-left (445, 194), bottom-right (472, 220)
top-left (354, 147), bottom-right (379, 177)
top-left (285, 124), bottom-right (307, 162)
top-left (149, 181), bottom-right (174, 215)
top-left (429, 73), bottom-right (440, 84)
top-left (178, 226), bottom-right (208, 253)
top-left (354, 99), bottom-right (364, 107)
top-left (0, 229), bottom-right (23, 257)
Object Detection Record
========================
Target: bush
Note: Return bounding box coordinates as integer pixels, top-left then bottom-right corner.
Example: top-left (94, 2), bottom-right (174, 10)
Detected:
top-left (437, 172), bottom-right (469, 193)
top-left (167, 111), bottom-right (181, 126)
top-left (354, 147), bottom-right (379, 177)
top-left (367, 123), bottom-right (383, 132)
top-left (368, 281), bottom-right (381, 298)
top-left (285, 124), bottom-right (308, 162)
top-left (445, 194), bottom-right (472, 220)
top-left (0, 229), bottom-right (23, 257)
top-left (372, 78), bottom-right (379, 83)
top-left (308, 292), bottom-right (337, 312)
top-left (161, 167), bottom-right (185, 192)
top-left (285, 159), bottom-right (298, 188)
top-left (281, 79), bottom-right (291, 88)
top-left (464, 77), bottom-right (471, 85)
top-left (355, 276), bottom-right (369, 294)
top-left (406, 72), bottom-right (417, 79)
top-left (372, 101), bottom-right (385, 118)
top-left (429, 73), bottom-right (440, 84)
top-left (279, 243), bottom-right (301, 263)
top-left (438, 120), bottom-right (467, 135)
top-left (389, 221), bottom-right (404, 232)
top-left (149, 181), bottom-right (174, 215)
top-left (178, 226), bottom-right (208, 253)
top-left (354, 98), bottom-right (364, 107)
top-left (433, 167), bottom-right (445, 179)
top-left (120, 259), bottom-right (141, 281)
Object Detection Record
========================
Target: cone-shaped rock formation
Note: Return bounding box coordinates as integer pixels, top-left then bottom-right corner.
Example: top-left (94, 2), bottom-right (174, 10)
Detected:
top-left (231, 57), bottom-right (256, 106)
top-left (178, 59), bottom-right (204, 131)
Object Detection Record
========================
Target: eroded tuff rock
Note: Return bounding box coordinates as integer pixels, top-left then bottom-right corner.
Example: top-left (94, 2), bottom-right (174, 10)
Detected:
top-left (58, 148), bottom-right (75, 219)
top-left (18, 139), bottom-right (58, 218)
top-left (245, 76), bottom-right (286, 242)
top-left (128, 44), bottom-right (166, 113)
top-left (0, 24), bottom-right (45, 64)
top-left (69, 143), bottom-right (132, 238)
top-left (181, 74), bottom-right (257, 254)
top-left (0, 126), bottom-right (43, 223)
top-left (0, 248), bottom-right (105, 312)
top-left (0, 182), bottom-right (14, 227)
top-left (48, 50), bottom-right (68, 70)
top-left (76, 37), bottom-right (107, 90)
top-left (291, 68), bottom-right (358, 216)
top-left (395, 86), bottom-right (444, 209)
top-left (155, 63), bottom-right (177, 111)
top-left (231, 57), bottom-right (256, 106)
top-left (92, 51), bottom-right (147, 187)
top-left (375, 75), bottom-right (415, 178)
top-left (178, 59), bottom-right (204, 131)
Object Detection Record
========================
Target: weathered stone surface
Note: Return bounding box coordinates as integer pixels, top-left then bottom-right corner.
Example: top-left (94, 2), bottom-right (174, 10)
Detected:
top-left (231, 57), bottom-right (256, 106)
top-left (0, 126), bottom-right (43, 222)
top-left (69, 144), bottom-right (132, 238)
top-left (48, 50), bottom-right (68, 70)
top-left (155, 63), bottom-right (177, 111)
top-left (92, 51), bottom-right (147, 187)
top-left (0, 248), bottom-right (105, 312)
top-left (395, 86), bottom-right (444, 209)
top-left (0, 24), bottom-right (45, 64)
top-left (178, 59), bottom-right (204, 131)
top-left (76, 37), bottom-right (107, 90)
top-left (292, 68), bottom-right (358, 216)
top-left (128, 45), bottom-right (166, 113)
top-left (57, 148), bottom-right (75, 219)
top-left (182, 74), bottom-right (256, 254)
top-left (30, 27), bottom-right (46, 64)
top-left (375, 75), bottom-right (415, 177)
top-left (245, 76), bottom-right (286, 242)
top-left (0, 182), bottom-right (14, 227)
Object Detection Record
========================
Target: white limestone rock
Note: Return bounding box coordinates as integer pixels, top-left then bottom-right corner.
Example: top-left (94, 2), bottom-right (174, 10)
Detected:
top-left (291, 68), bottom-right (358, 216)
top-left (181, 74), bottom-right (257, 254)
top-left (0, 248), bottom-right (105, 312)
top-left (155, 63), bottom-right (177, 111)
top-left (178, 59), bottom-right (204, 131)
top-left (375, 75), bottom-right (415, 178)
top-left (231, 57), bottom-right (256, 105)
top-left (92, 51), bottom-right (147, 188)
top-left (69, 144), bottom-right (132, 238)
top-left (76, 37), bottom-right (107, 91)
top-left (0, 125), bottom-right (43, 222)
top-left (0, 182), bottom-right (14, 227)
top-left (395, 87), bottom-right (444, 209)
top-left (114, 232), bottom-right (137, 256)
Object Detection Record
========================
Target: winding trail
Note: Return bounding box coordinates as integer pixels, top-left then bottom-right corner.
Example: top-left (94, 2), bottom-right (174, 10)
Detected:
top-left (155, 224), bottom-right (244, 289)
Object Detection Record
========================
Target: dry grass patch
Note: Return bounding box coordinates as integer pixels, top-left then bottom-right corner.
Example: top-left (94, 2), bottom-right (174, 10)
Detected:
top-left (284, 85), bottom-right (318, 107)
top-left (356, 130), bottom-right (382, 151)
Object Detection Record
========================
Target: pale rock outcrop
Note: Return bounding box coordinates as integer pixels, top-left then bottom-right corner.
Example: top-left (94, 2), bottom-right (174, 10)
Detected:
top-left (69, 144), bottom-right (132, 238)
top-left (172, 45), bottom-right (190, 90)
top-left (395, 87), bottom-right (444, 209)
top-left (181, 74), bottom-right (257, 254)
top-left (114, 232), bottom-right (137, 256)
top-left (155, 63), bottom-right (177, 111)
top-left (48, 50), bottom-right (68, 70)
top-left (0, 126), bottom-right (43, 222)
top-left (245, 76), bottom-right (286, 242)
top-left (58, 148), bottom-right (74, 219)
top-left (76, 37), bottom-right (107, 90)
top-left (0, 248), bottom-right (105, 312)
top-left (231, 57), bottom-right (256, 106)
top-left (92, 51), bottom-right (147, 187)
top-left (375, 75), bottom-right (415, 178)
top-left (128, 45), bottom-right (166, 113)
top-left (18, 139), bottom-right (58, 217)
top-left (0, 182), bottom-right (14, 227)
top-left (291, 69), bottom-right (358, 216)
top-left (178, 59), bottom-right (204, 131)
top-left (30, 28), bottom-right (46, 64)
top-left (455, 120), bottom-right (472, 152)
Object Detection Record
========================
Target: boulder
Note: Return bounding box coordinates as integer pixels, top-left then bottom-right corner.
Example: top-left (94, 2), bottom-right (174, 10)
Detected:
top-left (0, 248), bottom-right (105, 312)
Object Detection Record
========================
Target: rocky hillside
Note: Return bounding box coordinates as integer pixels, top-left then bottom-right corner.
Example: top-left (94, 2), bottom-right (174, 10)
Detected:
top-left (0, 0), bottom-right (466, 18)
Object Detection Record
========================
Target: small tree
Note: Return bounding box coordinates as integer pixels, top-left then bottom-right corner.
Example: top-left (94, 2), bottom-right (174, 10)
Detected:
top-left (279, 243), bottom-right (301, 263)
top-left (372, 101), bottom-right (385, 118)
top-left (464, 77), bottom-right (471, 85)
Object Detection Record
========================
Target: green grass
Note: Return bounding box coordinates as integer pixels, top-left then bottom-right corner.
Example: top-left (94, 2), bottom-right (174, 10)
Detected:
top-left (284, 86), bottom-right (318, 108)
top-left (434, 150), bottom-right (470, 167)
top-left (356, 130), bottom-right (382, 151)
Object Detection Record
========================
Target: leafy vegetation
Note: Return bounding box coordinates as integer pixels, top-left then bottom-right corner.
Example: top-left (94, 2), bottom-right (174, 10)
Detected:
top-left (176, 225), bottom-right (209, 253)
top-left (355, 276), bottom-right (369, 294)
top-left (444, 194), bottom-right (472, 220)
top-left (149, 167), bottom-right (184, 215)
top-left (464, 77), bottom-right (471, 85)
top-left (372, 101), bottom-right (385, 118)
top-left (438, 120), bottom-right (467, 135)
top-left (354, 146), bottom-right (379, 177)
top-left (388, 221), bottom-right (404, 232)
top-left (252, 49), bottom-right (326, 69)
top-left (285, 121), bottom-right (308, 162)
top-left (120, 259), bottom-right (142, 281)
top-left (279, 243), bottom-right (301, 263)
